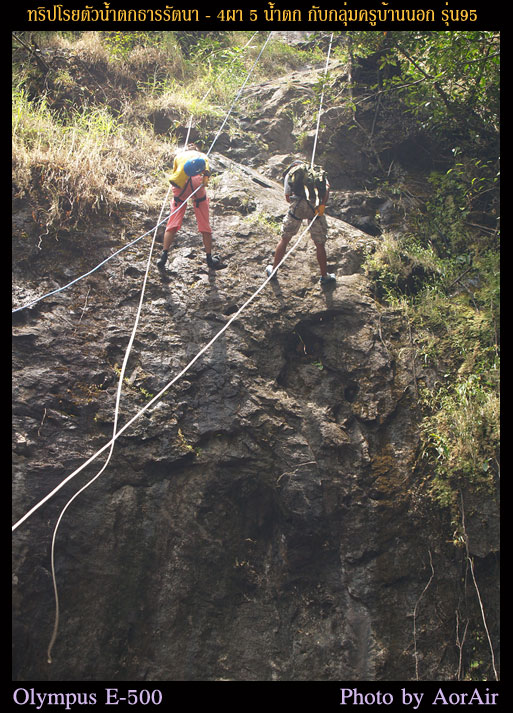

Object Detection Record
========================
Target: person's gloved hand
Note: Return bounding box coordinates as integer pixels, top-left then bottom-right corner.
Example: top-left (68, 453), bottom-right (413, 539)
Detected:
top-left (316, 204), bottom-right (326, 216)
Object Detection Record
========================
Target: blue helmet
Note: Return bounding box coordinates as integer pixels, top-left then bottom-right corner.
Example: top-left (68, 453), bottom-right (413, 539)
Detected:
top-left (184, 157), bottom-right (206, 176)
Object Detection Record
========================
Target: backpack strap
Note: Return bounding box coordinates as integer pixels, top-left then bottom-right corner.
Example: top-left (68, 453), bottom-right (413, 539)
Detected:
top-left (282, 160), bottom-right (304, 180)
top-left (286, 163), bottom-right (308, 198)
top-left (172, 177), bottom-right (193, 204)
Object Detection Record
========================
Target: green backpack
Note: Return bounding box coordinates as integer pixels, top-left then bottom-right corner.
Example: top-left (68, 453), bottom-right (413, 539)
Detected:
top-left (286, 162), bottom-right (328, 206)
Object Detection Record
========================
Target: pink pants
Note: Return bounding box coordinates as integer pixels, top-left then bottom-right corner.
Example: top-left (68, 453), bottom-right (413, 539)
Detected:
top-left (166, 175), bottom-right (211, 233)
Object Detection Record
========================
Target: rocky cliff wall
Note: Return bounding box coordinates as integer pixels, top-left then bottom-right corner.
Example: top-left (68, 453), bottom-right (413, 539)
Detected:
top-left (12, 43), bottom-right (498, 682)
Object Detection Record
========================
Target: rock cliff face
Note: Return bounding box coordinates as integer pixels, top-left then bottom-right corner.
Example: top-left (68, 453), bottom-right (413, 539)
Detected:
top-left (12, 44), bottom-right (498, 682)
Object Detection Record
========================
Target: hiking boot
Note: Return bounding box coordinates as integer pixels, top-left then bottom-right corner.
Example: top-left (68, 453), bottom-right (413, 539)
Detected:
top-left (265, 265), bottom-right (277, 280)
top-left (207, 254), bottom-right (226, 270)
top-left (319, 273), bottom-right (336, 285)
top-left (157, 250), bottom-right (168, 269)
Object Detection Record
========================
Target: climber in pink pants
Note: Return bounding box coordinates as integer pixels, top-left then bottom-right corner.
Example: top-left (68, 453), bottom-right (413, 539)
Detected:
top-left (157, 145), bottom-right (225, 271)
top-left (166, 174), bottom-right (212, 234)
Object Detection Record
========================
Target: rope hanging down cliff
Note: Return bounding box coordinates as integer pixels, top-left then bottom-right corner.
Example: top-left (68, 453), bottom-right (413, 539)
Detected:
top-left (45, 30), bottom-right (274, 665)
top-left (15, 31), bottom-right (274, 665)
top-left (12, 31), bottom-right (334, 534)
top-left (12, 31), bottom-right (334, 666)
top-left (12, 32), bottom-right (272, 531)
top-left (11, 32), bottom-right (260, 315)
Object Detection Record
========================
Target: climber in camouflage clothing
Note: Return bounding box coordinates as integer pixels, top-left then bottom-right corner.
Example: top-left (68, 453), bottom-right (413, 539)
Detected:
top-left (266, 159), bottom-right (336, 286)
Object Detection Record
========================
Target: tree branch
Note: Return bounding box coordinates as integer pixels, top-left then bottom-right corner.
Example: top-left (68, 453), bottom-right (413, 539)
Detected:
top-left (12, 32), bottom-right (51, 74)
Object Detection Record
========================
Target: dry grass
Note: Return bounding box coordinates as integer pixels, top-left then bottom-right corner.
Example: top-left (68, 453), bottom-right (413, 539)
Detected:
top-left (12, 83), bottom-right (175, 232)
top-left (12, 31), bottom-right (327, 237)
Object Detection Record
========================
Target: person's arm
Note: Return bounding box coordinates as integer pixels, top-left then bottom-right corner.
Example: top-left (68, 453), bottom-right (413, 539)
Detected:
top-left (168, 155), bottom-right (180, 185)
top-left (284, 173), bottom-right (292, 203)
top-left (316, 181), bottom-right (330, 215)
top-left (202, 155), bottom-right (211, 185)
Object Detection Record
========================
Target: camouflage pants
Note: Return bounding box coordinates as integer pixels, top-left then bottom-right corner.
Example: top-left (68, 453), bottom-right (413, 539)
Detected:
top-left (281, 197), bottom-right (328, 246)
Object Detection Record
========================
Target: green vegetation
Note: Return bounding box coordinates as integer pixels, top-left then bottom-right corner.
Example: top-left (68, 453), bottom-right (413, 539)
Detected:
top-left (12, 31), bottom-right (321, 239)
top-left (345, 31), bottom-right (499, 137)
top-left (12, 31), bottom-right (499, 515)
top-left (353, 33), bottom-right (499, 682)
top-left (12, 70), bottom-right (170, 232)
top-left (12, 29), bottom-right (499, 682)
top-left (355, 31), bottom-right (499, 517)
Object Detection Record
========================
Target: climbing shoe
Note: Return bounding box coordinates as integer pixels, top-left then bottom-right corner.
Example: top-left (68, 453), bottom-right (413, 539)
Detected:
top-left (157, 250), bottom-right (168, 269)
top-left (265, 265), bottom-right (277, 280)
top-left (319, 273), bottom-right (336, 285)
top-left (207, 254), bottom-right (226, 270)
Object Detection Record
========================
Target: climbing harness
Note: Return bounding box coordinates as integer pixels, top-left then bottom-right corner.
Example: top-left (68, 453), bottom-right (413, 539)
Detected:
top-left (12, 30), bottom-right (332, 535)
top-left (14, 31), bottom-right (275, 665)
top-left (11, 33), bottom-right (260, 316)
top-left (171, 176), bottom-right (208, 210)
top-left (12, 31), bottom-right (335, 666)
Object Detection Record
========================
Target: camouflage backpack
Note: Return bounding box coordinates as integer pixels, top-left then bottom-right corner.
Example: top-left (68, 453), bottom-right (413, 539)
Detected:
top-left (286, 162), bottom-right (328, 206)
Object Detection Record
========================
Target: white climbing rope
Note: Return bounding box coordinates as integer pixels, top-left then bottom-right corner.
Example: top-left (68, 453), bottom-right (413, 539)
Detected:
top-left (311, 32), bottom-right (334, 169)
top-left (12, 212), bottom-right (318, 538)
top-left (11, 33), bottom-right (263, 315)
top-left (207, 32), bottom-right (273, 157)
top-left (184, 32), bottom-right (259, 149)
top-left (14, 32), bottom-right (275, 535)
top-left (28, 208), bottom-right (317, 662)
top-left (11, 221), bottom-right (165, 314)
top-left (41, 31), bottom-right (274, 664)
top-left (46, 180), bottom-right (171, 663)
top-left (14, 32), bottom-right (276, 536)
top-left (12, 30), bottom-right (335, 665)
